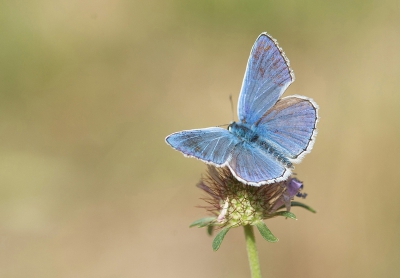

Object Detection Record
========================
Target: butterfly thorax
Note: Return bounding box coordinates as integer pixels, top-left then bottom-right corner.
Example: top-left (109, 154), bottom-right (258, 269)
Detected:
top-left (228, 122), bottom-right (293, 168)
top-left (228, 122), bottom-right (259, 142)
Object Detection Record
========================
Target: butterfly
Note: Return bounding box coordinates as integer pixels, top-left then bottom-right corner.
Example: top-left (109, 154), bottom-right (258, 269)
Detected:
top-left (165, 32), bottom-right (318, 186)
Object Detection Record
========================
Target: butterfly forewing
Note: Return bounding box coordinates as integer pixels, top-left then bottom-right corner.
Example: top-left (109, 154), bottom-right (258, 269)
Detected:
top-left (238, 33), bottom-right (294, 125)
top-left (165, 127), bottom-right (239, 166)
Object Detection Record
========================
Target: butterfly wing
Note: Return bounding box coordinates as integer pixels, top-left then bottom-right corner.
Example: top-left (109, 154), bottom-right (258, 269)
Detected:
top-left (255, 95), bottom-right (318, 162)
top-left (165, 127), bottom-right (239, 166)
top-left (238, 33), bottom-right (294, 125)
top-left (228, 141), bottom-right (291, 186)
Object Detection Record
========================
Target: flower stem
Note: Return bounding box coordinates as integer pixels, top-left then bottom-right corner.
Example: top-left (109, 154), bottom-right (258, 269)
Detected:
top-left (244, 225), bottom-right (262, 278)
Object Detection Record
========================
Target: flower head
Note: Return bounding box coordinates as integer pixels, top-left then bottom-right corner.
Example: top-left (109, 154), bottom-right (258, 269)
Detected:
top-left (196, 166), bottom-right (305, 228)
top-left (190, 166), bottom-right (316, 249)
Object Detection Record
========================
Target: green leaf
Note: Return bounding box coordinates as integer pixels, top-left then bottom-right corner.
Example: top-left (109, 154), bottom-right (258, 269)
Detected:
top-left (207, 225), bottom-right (214, 236)
top-left (189, 217), bottom-right (216, 228)
top-left (290, 201), bottom-right (317, 213)
top-left (276, 202), bottom-right (317, 213)
top-left (255, 221), bottom-right (278, 243)
top-left (272, 211), bottom-right (297, 220)
top-left (212, 227), bottom-right (231, 251)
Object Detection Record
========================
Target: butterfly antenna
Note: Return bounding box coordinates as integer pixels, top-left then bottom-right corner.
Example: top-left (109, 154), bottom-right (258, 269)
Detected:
top-left (216, 96), bottom-right (234, 128)
top-left (229, 95), bottom-right (234, 122)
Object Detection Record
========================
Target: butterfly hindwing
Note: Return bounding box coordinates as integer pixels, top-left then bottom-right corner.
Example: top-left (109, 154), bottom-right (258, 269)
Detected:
top-left (238, 33), bottom-right (294, 125)
top-left (255, 96), bottom-right (318, 162)
top-left (165, 127), bottom-right (239, 166)
top-left (228, 142), bottom-right (291, 186)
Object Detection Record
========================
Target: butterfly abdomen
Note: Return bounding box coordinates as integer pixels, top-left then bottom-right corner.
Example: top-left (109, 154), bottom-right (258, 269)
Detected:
top-left (228, 122), bottom-right (293, 169)
top-left (257, 140), bottom-right (293, 169)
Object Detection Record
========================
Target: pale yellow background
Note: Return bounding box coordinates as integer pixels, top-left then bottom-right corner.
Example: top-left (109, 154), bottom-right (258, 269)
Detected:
top-left (1, 1), bottom-right (399, 277)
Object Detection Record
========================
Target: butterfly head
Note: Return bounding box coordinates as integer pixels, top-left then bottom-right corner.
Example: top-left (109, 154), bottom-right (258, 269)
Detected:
top-left (227, 122), bottom-right (238, 132)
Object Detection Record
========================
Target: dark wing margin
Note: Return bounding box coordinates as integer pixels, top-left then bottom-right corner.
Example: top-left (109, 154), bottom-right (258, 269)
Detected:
top-left (165, 127), bottom-right (239, 166)
top-left (238, 32), bottom-right (294, 125)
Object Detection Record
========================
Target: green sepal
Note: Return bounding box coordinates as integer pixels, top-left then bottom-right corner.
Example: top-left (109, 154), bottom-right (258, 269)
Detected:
top-left (255, 221), bottom-right (278, 243)
top-left (272, 211), bottom-right (297, 220)
top-left (290, 201), bottom-right (317, 213)
top-left (207, 225), bottom-right (214, 236)
top-left (189, 217), bottom-right (216, 228)
top-left (212, 227), bottom-right (231, 251)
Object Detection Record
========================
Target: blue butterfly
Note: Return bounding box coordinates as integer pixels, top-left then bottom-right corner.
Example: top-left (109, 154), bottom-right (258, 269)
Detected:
top-left (166, 33), bottom-right (318, 186)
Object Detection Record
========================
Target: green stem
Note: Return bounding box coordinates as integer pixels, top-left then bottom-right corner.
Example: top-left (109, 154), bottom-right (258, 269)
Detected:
top-left (244, 225), bottom-right (262, 278)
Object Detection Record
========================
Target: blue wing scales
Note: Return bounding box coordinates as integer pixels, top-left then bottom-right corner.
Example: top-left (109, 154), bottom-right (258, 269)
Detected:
top-left (165, 33), bottom-right (319, 186)
top-left (165, 127), bottom-right (239, 166)
top-left (238, 33), bottom-right (294, 125)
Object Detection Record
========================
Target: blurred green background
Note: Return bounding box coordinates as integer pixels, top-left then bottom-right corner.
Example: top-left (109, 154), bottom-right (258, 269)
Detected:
top-left (1, 1), bottom-right (400, 277)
